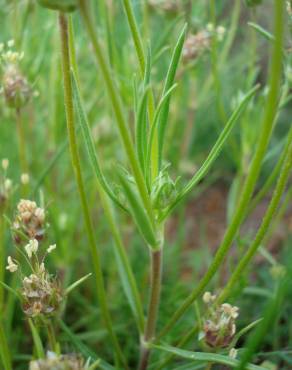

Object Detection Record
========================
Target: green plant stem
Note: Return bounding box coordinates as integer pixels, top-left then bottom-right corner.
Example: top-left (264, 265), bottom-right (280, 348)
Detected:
top-left (247, 125), bottom-right (292, 215)
top-left (47, 321), bottom-right (58, 353)
top-left (122, 0), bottom-right (145, 73)
top-left (157, 0), bottom-right (284, 340)
top-left (78, 0), bottom-right (155, 224)
top-left (28, 319), bottom-right (45, 359)
top-left (218, 133), bottom-right (292, 303)
top-left (70, 58), bottom-right (144, 330)
top-left (58, 13), bottom-right (127, 369)
top-left (138, 248), bottom-right (163, 370)
top-left (0, 321), bottom-right (12, 370)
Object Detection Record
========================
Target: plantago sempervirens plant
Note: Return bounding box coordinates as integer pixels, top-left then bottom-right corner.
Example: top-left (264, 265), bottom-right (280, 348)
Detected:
top-left (6, 0), bottom-right (288, 369)
top-left (6, 238), bottom-right (63, 318)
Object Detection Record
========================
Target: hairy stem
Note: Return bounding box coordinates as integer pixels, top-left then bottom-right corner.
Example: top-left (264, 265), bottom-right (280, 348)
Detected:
top-left (58, 13), bottom-right (127, 369)
top-left (157, 0), bottom-right (284, 339)
top-left (139, 248), bottom-right (163, 370)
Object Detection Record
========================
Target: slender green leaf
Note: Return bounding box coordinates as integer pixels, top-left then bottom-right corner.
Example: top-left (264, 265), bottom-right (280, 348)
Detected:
top-left (248, 22), bottom-right (275, 41)
top-left (153, 344), bottom-right (266, 370)
top-left (65, 273), bottom-right (92, 295)
top-left (0, 281), bottom-right (21, 299)
top-left (158, 24), bottom-right (187, 165)
top-left (28, 319), bottom-right (45, 359)
top-left (33, 136), bottom-right (69, 195)
top-left (136, 87), bottom-right (149, 173)
top-left (117, 170), bottom-right (158, 248)
top-left (71, 71), bottom-right (127, 212)
top-left (146, 83), bottom-right (178, 184)
top-left (162, 84), bottom-right (260, 221)
top-left (144, 44), bottom-right (151, 87)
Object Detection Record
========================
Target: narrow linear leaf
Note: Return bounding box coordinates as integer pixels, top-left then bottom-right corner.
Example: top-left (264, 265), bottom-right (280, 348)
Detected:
top-left (153, 344), bottom-right (266, 370)
top-left (65, 273), bottom-right (92, 295)
top-left (230, 319), bottom-right (263, 349)
top-left (0, 281), bottom-right (21, 299)
top-left (158, 24), bottom-right (187, 165)
top-left (117, 170), bottom-right (158, 248)
top-left (162, 84), bottom-right (260, 221)
top-left (236, 276), bottom-right (289, 370)
top-left (144, 44), bottom-right (151, 87)
top-left (248, 22), bottom-right (275, 41)
top-left (71, 71), bottom-right (127, 212)
top-left (146, 83), bottom-right (178, 184)
top-left (33, 136), bottom-right (69, 195)
top-left (136, 87), bottom-right (149, 173)
top-left (28, 319), bottom-right (45, 359)
top-left (132, 74), bottom-right (138, 116)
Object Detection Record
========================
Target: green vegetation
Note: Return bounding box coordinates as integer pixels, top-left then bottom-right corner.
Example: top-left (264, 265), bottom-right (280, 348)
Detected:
top-left (0, 1), bottom-right (291, 369)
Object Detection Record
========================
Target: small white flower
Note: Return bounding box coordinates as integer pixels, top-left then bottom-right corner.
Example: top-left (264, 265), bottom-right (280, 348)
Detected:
top-left (203, 291), bottom-right (216, 304)
top-left (6, 256), bottom-right (18, 273)
top-left (25, 239), bottom-right (39, 258)
top-left (39, 262), bottom-right (45, 273)
top-left (20, 173), bottom-right (30, 185)
top-left (1, 158), bottom-right (9, 170)
top-left (35, 207), bottom-right (45, 223)
top-left (47, 244), bottom-right (56, 254)
top-left (7, 39), bottom-right (15, 48)
top-left (229, 348), bottom-right (237, 359)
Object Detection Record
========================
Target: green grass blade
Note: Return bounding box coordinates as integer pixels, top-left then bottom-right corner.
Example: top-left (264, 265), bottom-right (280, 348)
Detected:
top-left (162, 84), bottom-right (260, 221)
top-left (136, 87), bottom-right (149, 174)
top-left (146, 83), bottom-right (178, 185)
top-left (32, 137), bottom-right (69, 195)
top-left (0, 322), bottom-right (12, 370)
top-left (71, 71), bottom-right (127, 212)
top-left (65, 273), bottom-right (92, 295)
top-left (144, 44), bottom-right (151, 87)
top-left (28, 319), bottom-right (45, 359)
top-left (236, 275), bottom-right (289, 370)
top-left (153, 344), bottom-right (265, 370)
top-left (248, 22), bottom-right (275, 41)
top-left (157, 24), bottom-right (187, 166)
